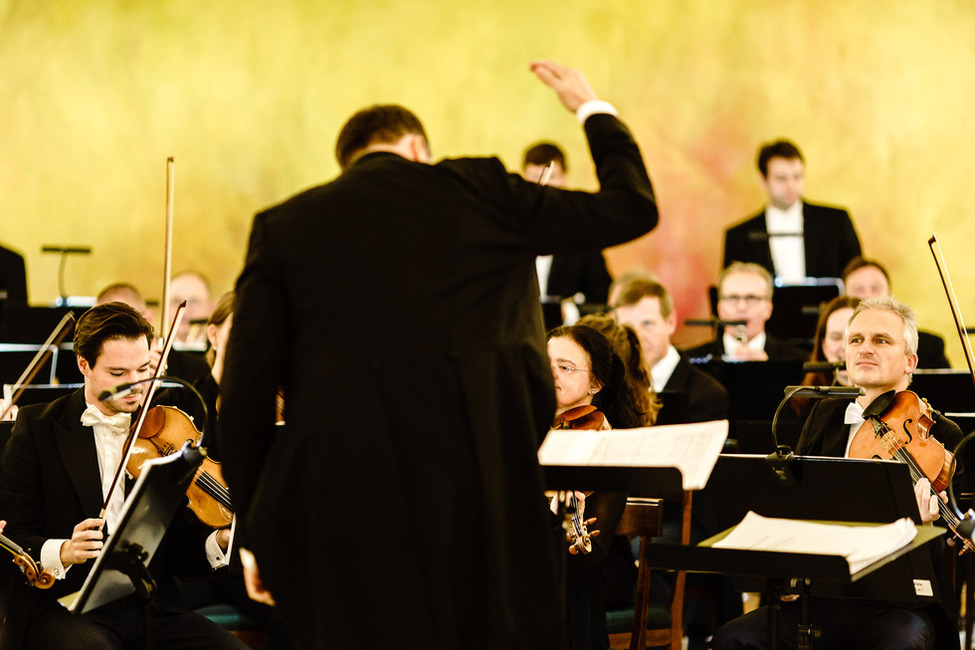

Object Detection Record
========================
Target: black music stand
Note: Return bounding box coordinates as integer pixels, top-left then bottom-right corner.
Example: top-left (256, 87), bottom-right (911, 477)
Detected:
top-left (65, 444), bottom-right (204, 615)
top-left (646, 454), bottom-right (947, 648)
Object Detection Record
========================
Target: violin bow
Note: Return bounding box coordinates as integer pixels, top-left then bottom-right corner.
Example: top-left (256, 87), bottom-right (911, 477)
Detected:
top-left (160, 156), bottom-right (175, 339)
top-left (0, 312), bottom-right (76, 422)
top-left (98, 301), bottom-right (186, 522)
top-left (928, 233), bottom-right (975, 391)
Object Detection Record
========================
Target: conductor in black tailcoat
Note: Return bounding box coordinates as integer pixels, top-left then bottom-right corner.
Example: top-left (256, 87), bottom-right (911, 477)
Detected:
top-left (219, 61), bottom-right (658, 650)
top-left (723, 139), bottom-right (861, 282)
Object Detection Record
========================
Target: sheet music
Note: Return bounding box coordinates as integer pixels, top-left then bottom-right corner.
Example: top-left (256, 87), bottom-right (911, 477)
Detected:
top-left (712, 511), bottom-right (918, 574)
top-left (537, 420), bottom-right (728, 490)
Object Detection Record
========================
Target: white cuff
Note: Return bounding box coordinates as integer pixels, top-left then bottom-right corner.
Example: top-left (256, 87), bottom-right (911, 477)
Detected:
top-left (576, 100), bottom-right (618, 124)
top-left (40, 539), bottom-right (69, 579)
top-left (205, 530), bottom-right (230, 569)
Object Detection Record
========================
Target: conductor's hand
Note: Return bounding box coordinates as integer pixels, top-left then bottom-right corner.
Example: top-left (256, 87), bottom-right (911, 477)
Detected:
top-left (59, 518), bottom-right (104, 566)
top-left (915, 478), bottom-right (946, 524)
top-left (240, 547), bottom-right (276, 606)
top-left (530, 60), bottom-right (598, 113)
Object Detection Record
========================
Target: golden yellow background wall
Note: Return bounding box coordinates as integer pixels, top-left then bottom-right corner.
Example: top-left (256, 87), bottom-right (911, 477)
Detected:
top-left (3, 1), bottom-right (974, 359)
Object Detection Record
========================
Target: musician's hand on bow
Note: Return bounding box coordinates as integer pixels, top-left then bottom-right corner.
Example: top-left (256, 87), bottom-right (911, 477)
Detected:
top-left (915, 477), bottom-right (946, 524)
top-left (0, 400), bottom-right (17, 422)
top-left (529, 60), bottom-right (598, 113)
top-left (59, 518), bottom-right (104, 566)
top-left (240, 547), bottom-right (276, 606)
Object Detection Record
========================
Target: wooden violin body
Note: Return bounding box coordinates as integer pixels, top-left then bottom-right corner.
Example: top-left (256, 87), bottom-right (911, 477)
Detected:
top-left (127, 405), bottom-right (234, 529)
top-left (849, 390), bottom-right (954, 493)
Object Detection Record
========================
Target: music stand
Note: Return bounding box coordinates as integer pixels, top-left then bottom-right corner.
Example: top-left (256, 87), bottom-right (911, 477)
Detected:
top-left (646, 454), bottom-right (947, 648)
top-left (64, 443), bottom-right (204, 615)
top-left (765, 279), bottom-right (842, 348)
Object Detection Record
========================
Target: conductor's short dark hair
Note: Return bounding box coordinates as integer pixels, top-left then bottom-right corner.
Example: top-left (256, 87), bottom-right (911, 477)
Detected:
top-left (335, 105), bottom-right (428, 171)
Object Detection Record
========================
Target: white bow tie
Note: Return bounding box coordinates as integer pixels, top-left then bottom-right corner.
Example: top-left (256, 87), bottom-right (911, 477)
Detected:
top-left (81, 404), bottom-right (131, 436)
top-left (844, 401), bottom-right (865, 426)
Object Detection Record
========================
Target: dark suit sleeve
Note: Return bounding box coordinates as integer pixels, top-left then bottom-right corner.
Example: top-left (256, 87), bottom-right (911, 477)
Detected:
top-left (0, 407), bottom-right (52, 559)
top-left (219, 212), bottom-right (289, 521)
top-left (514, 114), bottom-right (657, 254)
top-left (837, 209), bottom-right (862, 268)
top-left (0, 246), bottom-right (27, 305)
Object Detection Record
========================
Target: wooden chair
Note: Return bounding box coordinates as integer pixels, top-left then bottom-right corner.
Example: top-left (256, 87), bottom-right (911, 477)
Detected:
top-left (607, 492), bottom-right (692, 650)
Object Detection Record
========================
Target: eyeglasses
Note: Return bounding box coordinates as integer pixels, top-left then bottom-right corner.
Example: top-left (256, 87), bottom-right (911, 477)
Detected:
top-left (552, 363), bottom-right (591, 377)
top-left (718, 294), bottom-right (770, 305)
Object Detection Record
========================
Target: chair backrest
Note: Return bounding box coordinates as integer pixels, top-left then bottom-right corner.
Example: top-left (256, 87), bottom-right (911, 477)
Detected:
top-left (608, 495), bottom-right (689, 650)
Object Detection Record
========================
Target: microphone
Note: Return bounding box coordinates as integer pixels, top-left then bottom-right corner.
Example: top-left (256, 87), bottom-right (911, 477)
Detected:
top-left (97, 375), bottom-right (191, 401)
top-left (802, 360), bottom-right (845, 374)
top-left (97, 375), bottom-right (211, 437)
top-left (41, 246), bottom-right (91, 255)
top-left (781, 385), bottom-right (863, 398)
top-left (684, 318), bottom-right (747, 328)
top-left (766, 384), bottom-right (865, 486)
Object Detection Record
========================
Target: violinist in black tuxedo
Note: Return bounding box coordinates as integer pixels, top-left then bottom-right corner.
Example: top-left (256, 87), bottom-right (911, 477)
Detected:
top-left (713, 297), bottom-right (960, 650)
top-left (220, 61), bottom-right (658, 650)
top-left (0, 303), bottom-right (245, 649)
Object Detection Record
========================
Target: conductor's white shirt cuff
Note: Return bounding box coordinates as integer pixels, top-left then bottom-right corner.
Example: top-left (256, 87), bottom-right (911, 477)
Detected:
top-left (576, 100), bottom-right (618, 123)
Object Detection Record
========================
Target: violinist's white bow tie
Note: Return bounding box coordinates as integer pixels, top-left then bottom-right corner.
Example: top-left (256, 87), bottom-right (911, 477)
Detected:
top-left (81, 404), bottom-right (131, 436)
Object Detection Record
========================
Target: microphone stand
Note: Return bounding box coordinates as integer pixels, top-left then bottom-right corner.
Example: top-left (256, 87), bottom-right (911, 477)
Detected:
top-left (766, 384), bottom-right (863, 650)
top-left (767, 385), bottom-right (864, 487)
top-left (41, 246), bottom-right (91, 304)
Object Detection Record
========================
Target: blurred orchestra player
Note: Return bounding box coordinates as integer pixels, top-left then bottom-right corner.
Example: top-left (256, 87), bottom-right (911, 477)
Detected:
top-left (723, 139), bottom-right (861, 282)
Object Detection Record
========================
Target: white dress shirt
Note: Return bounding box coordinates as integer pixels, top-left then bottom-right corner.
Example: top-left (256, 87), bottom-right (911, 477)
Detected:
top-left (766, 202), bottom-right (806, 282)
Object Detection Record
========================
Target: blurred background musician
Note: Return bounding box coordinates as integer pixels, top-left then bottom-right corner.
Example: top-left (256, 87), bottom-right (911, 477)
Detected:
top-left (524, 142), bottom-right (613, 308)
top-left (842, 256), bottom-right (950, 369)
top-left (611, 275), bottom-right (728, 425)
top-left (722, 139), bottom-right (861, 283)
top-left (685, 262), bottom-right (805, 362)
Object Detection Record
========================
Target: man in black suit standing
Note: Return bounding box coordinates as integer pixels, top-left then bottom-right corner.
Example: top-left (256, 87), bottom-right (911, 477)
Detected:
top-left (524, 142), bottom-right (613, 307)
top-left (611, 275), bottom-right (728, 424)
top-left (685, 262), bottom-right (805, 362)
top-left (723, 139), bottom-right (861, 282)
top-left (0, 302), bottom-right (245, 648)
top-left (219, 60), bottom-right (657, 649)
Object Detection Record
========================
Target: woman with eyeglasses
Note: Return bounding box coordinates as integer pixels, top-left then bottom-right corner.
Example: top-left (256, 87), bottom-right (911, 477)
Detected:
top-left (546, 321), bottom-right (652, 650)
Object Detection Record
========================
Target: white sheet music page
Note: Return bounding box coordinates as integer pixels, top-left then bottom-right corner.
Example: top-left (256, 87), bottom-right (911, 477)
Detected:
top-left (536, 420), bottom-right (728, 491)
top-left (711, 511), bottom-right (918, 574)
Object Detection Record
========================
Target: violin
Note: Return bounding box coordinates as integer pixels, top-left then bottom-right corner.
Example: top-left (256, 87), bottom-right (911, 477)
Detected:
top-left (0, 532), bottom-right (54, 589)
top-left (561, 492), bottom-right (595, 555)
top-left (126, 405), bottom-right (233, 529)
top-left (849, 389), bottom-right (975, 553)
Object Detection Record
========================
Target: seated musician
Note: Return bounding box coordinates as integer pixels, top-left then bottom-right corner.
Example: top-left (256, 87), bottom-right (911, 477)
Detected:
top-left (547, 322), bottom-right (652, 650)
top-left (712, 296), bottom-right (962, 650)
top-left (842, 256), bottom-right (951, 369)
top-left (800, 295), bottom-right (861, 388)
top-left (684, 262), bottom-right (805, 362)
top-left (0, 302), bottom-right (246, 649)
top-left (611, 275), bottom-right (728, 424)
